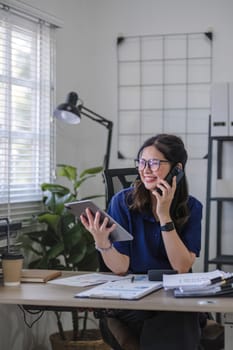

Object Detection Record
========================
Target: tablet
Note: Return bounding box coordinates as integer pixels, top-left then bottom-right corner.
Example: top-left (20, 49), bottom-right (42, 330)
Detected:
top-left (65, 200), bottom-right (133, 242)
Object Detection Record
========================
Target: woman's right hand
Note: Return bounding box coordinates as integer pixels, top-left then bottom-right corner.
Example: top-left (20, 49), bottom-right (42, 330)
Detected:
top-left (152, 175), bottom-right (176, 221)
top-left (80, 208), bottom-right (116, 248)
top-left (81, 208), bottom-right (130, 275)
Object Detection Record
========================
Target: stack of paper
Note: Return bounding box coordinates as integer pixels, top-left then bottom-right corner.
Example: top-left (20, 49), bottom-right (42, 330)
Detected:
top-left (163, 270), bottom-right (229, 289)
top-left (48, 273), bottom-right (134, 287)
top-left (162, 269), bottom-right (233, 298)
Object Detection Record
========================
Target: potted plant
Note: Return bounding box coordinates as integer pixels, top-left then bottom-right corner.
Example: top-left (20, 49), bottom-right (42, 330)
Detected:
top-left (19, 164), bottom-right (110, 349)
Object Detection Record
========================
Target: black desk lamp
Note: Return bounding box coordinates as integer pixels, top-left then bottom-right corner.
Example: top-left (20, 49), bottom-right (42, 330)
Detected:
top-left (54, 91), bottom-right (113, 169)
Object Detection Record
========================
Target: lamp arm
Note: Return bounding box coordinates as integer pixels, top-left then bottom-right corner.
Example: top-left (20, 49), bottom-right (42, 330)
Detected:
top-left (79, 106), bottom-right (113, 169)
top-left (80, 106), bottom-right (112, 129)
top-left (105, 122), bottom-right (113, 169)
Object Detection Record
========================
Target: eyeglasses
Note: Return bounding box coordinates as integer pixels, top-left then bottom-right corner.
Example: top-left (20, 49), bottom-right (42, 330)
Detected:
top-left (135, 158), bottom-right (170, 171)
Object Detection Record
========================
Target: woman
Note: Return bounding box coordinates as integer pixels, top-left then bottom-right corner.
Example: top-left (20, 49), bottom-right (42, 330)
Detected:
top-left (81, 134), bottom-right (202, 350)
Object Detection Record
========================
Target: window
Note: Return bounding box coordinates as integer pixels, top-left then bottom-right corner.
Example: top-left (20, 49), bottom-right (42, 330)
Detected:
top-left (0, 4), bottom-right (57, 223)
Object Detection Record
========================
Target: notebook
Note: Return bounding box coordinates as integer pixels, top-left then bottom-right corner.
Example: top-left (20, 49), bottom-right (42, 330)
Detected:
top-left (21, 269), bottom-right (62, 283)
top-left (75, 275), bottom-right (162, 300)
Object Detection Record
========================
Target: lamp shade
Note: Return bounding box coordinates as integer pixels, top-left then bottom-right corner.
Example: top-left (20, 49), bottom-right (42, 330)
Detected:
top-left (54, 90), bottom-right (113, 169)
top-left (53, 92), bottom-right (81, 124)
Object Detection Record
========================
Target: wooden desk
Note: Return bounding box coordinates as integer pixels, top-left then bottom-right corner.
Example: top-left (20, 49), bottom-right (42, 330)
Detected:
top-left (0, 280), bottom-right (232, 313)
top-left (0, 272), bottom-right (232, 349)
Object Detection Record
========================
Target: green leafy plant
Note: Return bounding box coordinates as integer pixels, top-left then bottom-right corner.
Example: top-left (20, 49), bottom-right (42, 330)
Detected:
top-left (20, 164), bottom-right (103, 271)
top-left (19, 164), bottom-right (105, 343)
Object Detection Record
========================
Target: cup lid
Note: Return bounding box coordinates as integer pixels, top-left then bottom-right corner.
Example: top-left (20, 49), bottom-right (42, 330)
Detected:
top-left (1, 252), bottom-right (24, 260)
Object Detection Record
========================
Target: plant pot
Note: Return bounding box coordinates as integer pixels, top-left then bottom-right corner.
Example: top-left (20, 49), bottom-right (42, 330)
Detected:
top-left (50, 329), bottom-right (110, 350)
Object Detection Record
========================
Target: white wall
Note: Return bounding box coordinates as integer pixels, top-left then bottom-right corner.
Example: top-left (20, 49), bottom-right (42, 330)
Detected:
top-left (1, 1), bottom-right (233, 349)
top-left (15, 0), bottom-right (233, 270)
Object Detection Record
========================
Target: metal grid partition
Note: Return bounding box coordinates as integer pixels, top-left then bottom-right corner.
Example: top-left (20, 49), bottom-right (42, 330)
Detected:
top-left (117, 32), bottom-right (213, 160)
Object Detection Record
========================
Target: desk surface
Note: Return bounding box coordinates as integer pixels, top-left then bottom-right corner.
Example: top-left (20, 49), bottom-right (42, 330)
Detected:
top-left (0, 271), bottom-right (232, 313)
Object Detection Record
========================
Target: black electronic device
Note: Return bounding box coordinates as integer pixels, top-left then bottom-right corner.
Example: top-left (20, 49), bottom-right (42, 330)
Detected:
top-left (155, 166), bottom-right (184, 195)
top-left (148, 269), bottom-right (177, 281)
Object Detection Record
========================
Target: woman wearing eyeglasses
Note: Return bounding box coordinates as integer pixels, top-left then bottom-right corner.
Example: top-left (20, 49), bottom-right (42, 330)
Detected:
top-left (81, 134), bottom-right (202, 350)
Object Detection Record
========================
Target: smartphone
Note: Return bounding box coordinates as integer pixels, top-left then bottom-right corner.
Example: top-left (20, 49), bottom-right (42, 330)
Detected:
top-left (155, 166), bottom-right (184, 195)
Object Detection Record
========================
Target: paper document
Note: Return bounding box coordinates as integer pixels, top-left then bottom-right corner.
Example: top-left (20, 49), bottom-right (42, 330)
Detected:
top-left (48, 273), bottom-right (138, 287)
top-left (173, 271), bottom-right (233, 297)
top-left (163, 269), bottom-right (230, 290)
top-left (75, 275), bottom-right (162, 300)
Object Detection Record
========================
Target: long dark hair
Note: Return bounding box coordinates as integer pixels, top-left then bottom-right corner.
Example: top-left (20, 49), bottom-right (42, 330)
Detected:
top-left (130, 134), bottom-right (189, 233)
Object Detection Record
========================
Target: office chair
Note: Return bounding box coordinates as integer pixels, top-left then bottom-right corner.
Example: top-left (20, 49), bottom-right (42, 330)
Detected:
top-left (103, 167), bottom-right (138, 209)
top-left (95, 167), bottom-right (140, 349)
top-left (98, 167), bottom-right (138, 273)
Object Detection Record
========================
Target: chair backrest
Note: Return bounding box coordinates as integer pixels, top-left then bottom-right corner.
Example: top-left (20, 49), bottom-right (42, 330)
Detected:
top-left (103, 167), bottom-right (138, 209)
top-left (98, 167), bottom-right (138, 272)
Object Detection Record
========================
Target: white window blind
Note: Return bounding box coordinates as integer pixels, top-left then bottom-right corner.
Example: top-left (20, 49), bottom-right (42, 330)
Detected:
top-left (0, 4), bottom-right (56, 224)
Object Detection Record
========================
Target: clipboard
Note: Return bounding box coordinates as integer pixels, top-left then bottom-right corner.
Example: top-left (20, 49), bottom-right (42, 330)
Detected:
top-left (65, 200), bottom-right (133, 242)
top-left (75, 275), bottom-right (162, 300)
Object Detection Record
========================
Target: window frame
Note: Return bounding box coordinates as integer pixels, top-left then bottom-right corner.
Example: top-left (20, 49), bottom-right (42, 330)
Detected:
top-left (0, 2), bottom-right (58, 224)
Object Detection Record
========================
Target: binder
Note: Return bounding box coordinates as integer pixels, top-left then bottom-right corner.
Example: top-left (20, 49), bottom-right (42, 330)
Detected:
top-left (174, 285), bottom-right (233, 298)
top-left (211, 82), bottom-right (228, 136)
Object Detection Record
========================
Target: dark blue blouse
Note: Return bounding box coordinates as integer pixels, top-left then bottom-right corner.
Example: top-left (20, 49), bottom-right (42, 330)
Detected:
top-left (108, 188), bottom-right (202, 273)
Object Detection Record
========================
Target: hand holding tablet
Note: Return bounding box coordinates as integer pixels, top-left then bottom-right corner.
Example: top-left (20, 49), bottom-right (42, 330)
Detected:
top-left (65, 200), bottom-right (133, 242)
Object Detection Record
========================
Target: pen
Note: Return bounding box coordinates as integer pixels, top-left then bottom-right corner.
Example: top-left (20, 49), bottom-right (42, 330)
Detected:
top-left (220, 276), bottom-right (233, 286)
top-left (112, 276), bottom-right (135, 283)
top-left (209, 276), bottom-right (223, 284)
top-left (221, 282), bottom-right (233, 290)
top-left (210, 275), bottom-right (233, 286)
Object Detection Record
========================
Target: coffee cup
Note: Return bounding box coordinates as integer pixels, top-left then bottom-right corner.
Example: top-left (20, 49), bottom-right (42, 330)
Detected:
top-left (1, 252), bottom-right (24, 286)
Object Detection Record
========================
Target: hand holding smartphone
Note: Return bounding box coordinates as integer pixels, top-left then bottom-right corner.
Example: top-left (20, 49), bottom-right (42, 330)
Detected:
top-left (155, 166), bottom-right (184, 195)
